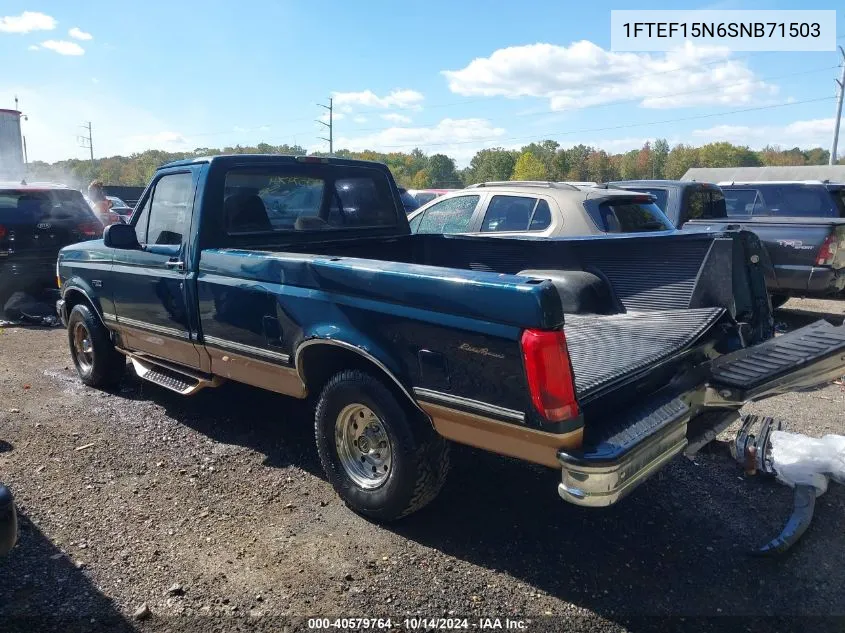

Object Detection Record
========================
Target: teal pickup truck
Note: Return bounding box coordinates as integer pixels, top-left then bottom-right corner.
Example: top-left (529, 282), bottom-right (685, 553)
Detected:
top-left (55, 155), bottom-right (845, 521)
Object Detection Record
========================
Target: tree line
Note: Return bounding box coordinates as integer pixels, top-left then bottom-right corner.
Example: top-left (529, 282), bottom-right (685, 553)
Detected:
top-left (24, 139), bottom-right (839, 191)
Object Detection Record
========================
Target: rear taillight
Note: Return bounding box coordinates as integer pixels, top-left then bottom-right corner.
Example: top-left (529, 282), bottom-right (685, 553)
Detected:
top-left (816, 233), bottom-right (838, 266)
top-left (0, 224), bottom-right (6, 239)
top-left (75, 222), bottom-right (103, 238)
top-left (521, 329), bottom-right (579, 422)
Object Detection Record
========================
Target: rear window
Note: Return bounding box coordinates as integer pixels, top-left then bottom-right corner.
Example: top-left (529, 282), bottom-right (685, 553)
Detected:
top-left (0, 189), bottom-right (95, 223)
top-left (586, 198), bottom-right (673, 233)
top-left (224, 166), bottom-right (399, 234)
top-left (685, 188), bottom-right (727, 220)
top-left (723, 185), bottom-right (839, 218)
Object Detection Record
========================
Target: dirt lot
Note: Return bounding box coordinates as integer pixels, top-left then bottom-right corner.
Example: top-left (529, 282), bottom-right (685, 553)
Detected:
top-left (1, 298), bottom-right (844, 632)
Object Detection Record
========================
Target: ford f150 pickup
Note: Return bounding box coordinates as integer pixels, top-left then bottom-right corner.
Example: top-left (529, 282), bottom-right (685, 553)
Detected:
top-left (55, 155), bottom-right (845, 521)
top-left (610, 180), bottom-right (845, 306)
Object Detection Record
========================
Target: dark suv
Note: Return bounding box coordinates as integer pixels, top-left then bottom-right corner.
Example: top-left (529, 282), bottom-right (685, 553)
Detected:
top-left (0, 183), bottom-right (103, 303)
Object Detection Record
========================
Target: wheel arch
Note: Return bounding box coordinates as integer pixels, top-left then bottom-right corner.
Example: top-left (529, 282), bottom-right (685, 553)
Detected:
top-left (62, 283), bottom-right (107, 329)
top-left (295, 339), bottom-right (428, 421)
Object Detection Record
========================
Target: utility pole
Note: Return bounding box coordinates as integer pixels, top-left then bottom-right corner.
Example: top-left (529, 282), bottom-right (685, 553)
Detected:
top-left (78, 121), bottom-right (94, 175)
top-left (317, 97), bottom-right (333, 154)
top-left (830, 46), bottom-right (845, 165)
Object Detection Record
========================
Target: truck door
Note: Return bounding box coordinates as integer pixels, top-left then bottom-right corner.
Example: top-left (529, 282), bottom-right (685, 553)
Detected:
top-left (111, 167), bottom-right (203, 369)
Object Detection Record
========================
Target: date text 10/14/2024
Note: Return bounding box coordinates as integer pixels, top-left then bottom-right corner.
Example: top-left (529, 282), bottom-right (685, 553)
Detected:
top-left (307, 617), bottom-right (528, 630)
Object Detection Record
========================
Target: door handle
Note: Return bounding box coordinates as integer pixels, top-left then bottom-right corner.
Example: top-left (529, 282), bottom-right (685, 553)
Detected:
top-left (165, 259), bottom-right (184, 271)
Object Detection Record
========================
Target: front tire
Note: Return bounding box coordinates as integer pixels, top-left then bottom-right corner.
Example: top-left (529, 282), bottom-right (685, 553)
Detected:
top-left (315, 370), bottom-right (449, 521)
top-left (67, 303), bottom-right (125, 389)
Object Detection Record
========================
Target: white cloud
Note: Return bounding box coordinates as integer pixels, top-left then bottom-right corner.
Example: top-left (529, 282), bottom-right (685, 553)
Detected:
top-left (692, 118), bottom-right (835, 147)
top-left (0, 11), bottom-right (56, 34)
top-left (39, 40), bottom-right (85, 56)
top-left (333, 118), bottom-right (505, 166)
top-left (381, 113), bottom-right (412, 124)
top-left (353, 116), bottom-right (367, 124)
top-left (332, 89), bottom-right (424, 112)
top-left (443, 41), bottom-right (776, 111)
top-left (318, 111), bottom-right (345, 124)
top-left (28, 44), bottom-right (39, 51)
top-left (68, 27), bottom-right (92, 41)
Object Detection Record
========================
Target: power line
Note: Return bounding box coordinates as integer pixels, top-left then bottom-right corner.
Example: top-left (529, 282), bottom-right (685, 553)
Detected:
top-left (77, 121), bottom-right (93, 172)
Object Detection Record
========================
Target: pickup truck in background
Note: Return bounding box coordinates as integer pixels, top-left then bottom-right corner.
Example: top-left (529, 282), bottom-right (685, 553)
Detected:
top-left (55, 155), bottom-right (845, 521)
top-left (610, 180), bottom-right (845, 306)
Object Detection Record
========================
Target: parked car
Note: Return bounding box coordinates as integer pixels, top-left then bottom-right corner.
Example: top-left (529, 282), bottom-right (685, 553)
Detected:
top-left (0, 182), bottom-right (102, 302)
top-left (408, 188), bottom-right (459, 206)
top-left (397, 187), bottom-right (420, 214)
top-left (610, 180), bottom-right (845, 306)
top-left (407, 181), bottom-right (675, 236)
top-left (56, 155), bottom-right (845, 521)
top-left (107, 196), bottom-right (133, 219)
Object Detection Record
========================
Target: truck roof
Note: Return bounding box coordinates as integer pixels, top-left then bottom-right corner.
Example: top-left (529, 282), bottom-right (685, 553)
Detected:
top-left (158, 154), bottom-right (391, 171)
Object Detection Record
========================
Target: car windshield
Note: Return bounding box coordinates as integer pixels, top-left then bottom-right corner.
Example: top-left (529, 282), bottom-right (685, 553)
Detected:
top-left (586, 198), bottom-right (673, 233)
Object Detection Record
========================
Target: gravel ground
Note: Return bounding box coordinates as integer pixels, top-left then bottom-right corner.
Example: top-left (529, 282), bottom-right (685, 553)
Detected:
top-left (0, 298), bottom-right (844, 632)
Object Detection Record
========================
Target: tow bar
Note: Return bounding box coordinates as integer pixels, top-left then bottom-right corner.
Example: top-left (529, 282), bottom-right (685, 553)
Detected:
top-left (729, 415), bottom-right (843, 556)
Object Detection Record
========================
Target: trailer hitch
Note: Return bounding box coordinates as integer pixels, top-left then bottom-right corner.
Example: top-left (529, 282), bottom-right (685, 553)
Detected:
top-left (730, 415), bottom-right (839, 556)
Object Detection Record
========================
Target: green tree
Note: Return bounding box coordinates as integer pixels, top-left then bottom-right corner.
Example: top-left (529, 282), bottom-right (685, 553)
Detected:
top-left (697, 142), bottom-right (761, 168)
top-left (427, 153), bottom-right (460, 187)
top-left (512, 151), bottom-right (548, 181)
top-left (664, 144), bottom-right (700, 180)
top-left (467, 148), bottom-right (519, 183)
top-left (410, 169), bottom-right (432, 189)
top-left (585, 150), bottom-right (611, 183)
top-left (652, 138), bottom-right (669, 179)
top-left (564, 145), bottom-right (591, 181)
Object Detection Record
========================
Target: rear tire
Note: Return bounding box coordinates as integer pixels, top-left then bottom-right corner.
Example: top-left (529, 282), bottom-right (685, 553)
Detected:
top-left (67, 303), bottom-right (125, 389)
top-left (314, 369), bottom-right (449, 521)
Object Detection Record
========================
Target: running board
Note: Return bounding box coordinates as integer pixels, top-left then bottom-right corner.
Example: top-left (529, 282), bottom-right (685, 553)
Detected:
top-left (128, 356), bottom-right (221, 396)
top-left (710, 320), bottom-right (845, 400)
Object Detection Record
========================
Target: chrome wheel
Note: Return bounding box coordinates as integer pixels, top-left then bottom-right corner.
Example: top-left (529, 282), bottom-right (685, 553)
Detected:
top-left (72, 322), bottom-right (94, 374)
top-left (335, 404), bottom-right (393, 489)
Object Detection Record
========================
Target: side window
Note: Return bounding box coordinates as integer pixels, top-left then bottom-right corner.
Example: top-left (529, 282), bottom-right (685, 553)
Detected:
top-left (147, 173), bottom-right (194, 245)
top-left (528, 199), bottom-right (551, 230)
top-left (416, 195), bottom-right (480, 234)
top-left (481, 195), bottom-right (539, 232)
top-left (133, 195), bottom-right (151, 244)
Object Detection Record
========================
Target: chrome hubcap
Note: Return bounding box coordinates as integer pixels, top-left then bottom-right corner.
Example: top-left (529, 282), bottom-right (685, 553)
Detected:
top-left (72, 322), bottom-right (93, 373)
top-left (335, 404), bottom-right (393, 489)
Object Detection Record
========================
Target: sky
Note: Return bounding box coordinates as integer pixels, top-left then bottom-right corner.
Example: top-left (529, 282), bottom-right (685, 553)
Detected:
top-left (1, 0), bottom-right (844, 167)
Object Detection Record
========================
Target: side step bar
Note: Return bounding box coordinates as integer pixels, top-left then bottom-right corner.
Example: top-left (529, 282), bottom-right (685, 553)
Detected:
top-left (710, 319), bottom-right (845, 400)
top-left (125, 355), bottom-right (222, 396)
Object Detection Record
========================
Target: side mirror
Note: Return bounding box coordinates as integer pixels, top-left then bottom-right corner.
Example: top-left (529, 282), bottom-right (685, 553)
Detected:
top-left (104, 223), bottom-right (140, 249)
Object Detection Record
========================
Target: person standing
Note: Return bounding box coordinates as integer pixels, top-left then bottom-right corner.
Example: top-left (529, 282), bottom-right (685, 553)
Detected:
top-left (87, 180), bottom-right (117, 226)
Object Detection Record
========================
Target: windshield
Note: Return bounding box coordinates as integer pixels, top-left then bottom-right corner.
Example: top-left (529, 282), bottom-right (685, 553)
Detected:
top-left (414, 192), bottom-right (439, 205)
top-left (586, 198), bottom-right (673, 233)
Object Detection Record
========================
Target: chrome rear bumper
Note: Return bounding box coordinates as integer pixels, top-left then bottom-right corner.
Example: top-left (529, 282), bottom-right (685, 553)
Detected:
top-left (557, 412), bottom-right (688, 507)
